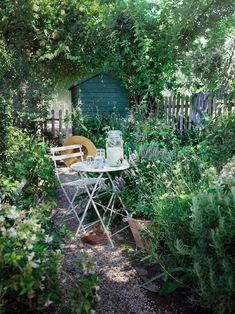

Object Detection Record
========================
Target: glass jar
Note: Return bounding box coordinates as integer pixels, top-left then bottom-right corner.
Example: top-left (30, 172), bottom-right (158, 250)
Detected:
top-left (106, 130), bottom-right (124, 167)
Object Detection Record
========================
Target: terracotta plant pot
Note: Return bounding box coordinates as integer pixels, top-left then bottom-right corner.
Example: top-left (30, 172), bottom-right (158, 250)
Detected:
top-left (128, 218), bottom-right (153, 248)
top-left (81, 223), bottom-right (110, 246)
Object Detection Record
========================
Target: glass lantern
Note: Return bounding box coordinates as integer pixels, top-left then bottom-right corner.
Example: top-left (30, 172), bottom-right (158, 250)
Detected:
top-left (106, 130), bottom-right (124, 167)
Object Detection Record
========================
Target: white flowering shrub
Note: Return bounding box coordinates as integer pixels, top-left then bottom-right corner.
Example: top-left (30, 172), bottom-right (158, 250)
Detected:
top-left (0, 204), bottom-right (62, 313)
top-left (220, 156), bottom-right (235, 187)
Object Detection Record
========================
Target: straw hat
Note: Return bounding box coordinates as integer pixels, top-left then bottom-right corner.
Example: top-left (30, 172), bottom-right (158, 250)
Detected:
top-left (62, 135), bottom-right (97, 167)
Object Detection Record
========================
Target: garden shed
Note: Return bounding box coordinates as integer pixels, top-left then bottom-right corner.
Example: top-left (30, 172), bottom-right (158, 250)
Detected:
top-left (69, 72), bottom-right (129, 116)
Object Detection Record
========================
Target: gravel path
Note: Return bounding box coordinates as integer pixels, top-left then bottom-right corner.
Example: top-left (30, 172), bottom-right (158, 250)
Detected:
top-left (55, 167), bottom-right (161, 314)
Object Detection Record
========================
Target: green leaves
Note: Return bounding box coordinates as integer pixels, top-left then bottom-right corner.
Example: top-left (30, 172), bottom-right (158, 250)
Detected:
top-left (141, 267), bottom-right (189, 294)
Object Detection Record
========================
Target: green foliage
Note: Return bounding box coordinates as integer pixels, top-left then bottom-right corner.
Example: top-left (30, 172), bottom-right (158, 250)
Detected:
top-left (0, 50), bottom-right (53, 130)
top-left (0, 125), bottom-right (98, 313)
top-left (120, 119), bottom-right (179, 219)
top-left (178, 12), bottom-right (235, 94)
top-left (198, 111), bottom-right (235, 169)
top-left (0, 203), bottom-right (62, 313)
top-left (64, 253), bottom-right (99, 314)
top-left (72, 107), bottom-right (128, 148)
top-left (0, 101), bottom-right (12, 163)
top-left (190, 162), bottom-right (235, 313)
top-left (1, 126), bottom-right (56, 204)
top-left (1, 0), bottom-right (233, 107)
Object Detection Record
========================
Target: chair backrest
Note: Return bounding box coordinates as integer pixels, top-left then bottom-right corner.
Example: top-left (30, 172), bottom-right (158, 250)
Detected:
top-left (50, 144), bottom-right (84, 179)
top-left (51, 144), bottom-right (84, 160)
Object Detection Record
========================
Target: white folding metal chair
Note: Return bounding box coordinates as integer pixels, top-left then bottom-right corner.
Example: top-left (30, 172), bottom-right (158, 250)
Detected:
top-left (50, 144), bottom-right (101, 229)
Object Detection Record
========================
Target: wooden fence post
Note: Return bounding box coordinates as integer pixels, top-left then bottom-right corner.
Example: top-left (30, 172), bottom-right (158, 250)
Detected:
top-left (156, 98), bottom-right (160, 119)
top-left (43, 119), bottom-right (47, 134)
top-left (179, 96), bottom-right (184, 134)
top-left (51, 109), bottom-right (55, 137)
top-left (59, 109), bottom-right (63, 144)
top-left (168, 96), bottom-right (172, 125)
top-left (164, 97), bottom-right (168, 124)
top-left (65, 109), bottom-right (69, 137)
top-left (185, 95), bottom-right (189, 130)
top-left (207, 95), bottom-right (213, 116)
top-left (172, 96), bottom-right (176, 128)
top-left (188, 96), bottom-right (192, 130)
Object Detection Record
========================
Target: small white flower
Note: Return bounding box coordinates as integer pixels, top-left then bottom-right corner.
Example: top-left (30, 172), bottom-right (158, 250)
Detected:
top-left (21, 233), bottom-right (27, 240)
top-left (9, 227), bottom-right (17, 237)
top-left (28, 244), bottom-right (33, 250)
top-left (0, 216), bottom-right (5, 222)
top-left (45, 234), bottom-right (53, 243)
top-left (7, 208), bottom-right (19, 219)
top-left (28, 252), bottom-right (35, 261)
top-left (31, 234), bottom-right (36, 242)
top-left (28, 261), bottom-right (39, 268)
top-left (44, 300), bottom-right (54, 307)
top-left (40, 284), bottom-right (45, 291)
top-left (1, 227), bottom-right (7, 236)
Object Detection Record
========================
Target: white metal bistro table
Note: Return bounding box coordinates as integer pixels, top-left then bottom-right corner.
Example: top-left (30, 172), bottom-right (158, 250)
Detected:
top-left (70, 160), bottom-right (130, 247)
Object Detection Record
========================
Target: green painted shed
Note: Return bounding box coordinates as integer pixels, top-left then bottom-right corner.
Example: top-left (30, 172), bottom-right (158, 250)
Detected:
top-left (69, 72), bottom-right (129, 116)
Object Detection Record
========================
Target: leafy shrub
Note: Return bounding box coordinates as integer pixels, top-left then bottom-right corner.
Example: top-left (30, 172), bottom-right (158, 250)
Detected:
top-left (152, 192), bottom-right (192, 256)
top-left (137, 119), bottom-right (179, 150)
top-left (0, 125), bottom-right (99, 313)
top-left (0, 203), bottom-right (62, 313)
top-left (1, 126), bottom-right (56, 204)
top-left (64, 253), bottom-right (99, 314)
top-left (190, 161), bottom-right (235, 313)
top-left (121, 143), bottom-right (175, 219)
top-left (0, 100), bottom-right (12, 162)
top-left (71, 107), bottom-right (130, 148)
top-left (148, 148), bottom-right (203, 267)
top-left (198, 112), bottom-right (235, 169)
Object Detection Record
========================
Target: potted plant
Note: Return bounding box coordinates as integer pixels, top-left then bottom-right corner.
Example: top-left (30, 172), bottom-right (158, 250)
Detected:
top-left (127, 199), bottom-right (155, 248)
top-left (121, 173), bottom-right (155, 248)
top-left (123, 141), bottom-right (175, 248)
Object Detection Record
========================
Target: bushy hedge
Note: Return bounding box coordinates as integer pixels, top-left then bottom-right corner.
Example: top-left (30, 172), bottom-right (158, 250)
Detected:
top-left (0, 203), bottom-right (62, 313)
top-left (118, 112), bottom-right (235, 313)
top-left (190, 159), bottom-right (235, 314)
top-left (198, 111), bottom-right (235, 169)
top-left (0, 126), bottom-right (98, 313)
top-left (62, 108), bottom-right (235, 313)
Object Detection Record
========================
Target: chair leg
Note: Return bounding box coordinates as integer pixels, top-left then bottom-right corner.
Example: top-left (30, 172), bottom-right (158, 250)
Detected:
top-left (59, 186), bottom-right (86, 233)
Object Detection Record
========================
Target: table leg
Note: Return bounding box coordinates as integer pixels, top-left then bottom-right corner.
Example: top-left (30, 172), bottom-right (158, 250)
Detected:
top-left (106, 172), bottom-right (127, 212)
top-left (76, 173), bottom-right (102, 236)
top-left (76, 173), bottom-right (115, 248)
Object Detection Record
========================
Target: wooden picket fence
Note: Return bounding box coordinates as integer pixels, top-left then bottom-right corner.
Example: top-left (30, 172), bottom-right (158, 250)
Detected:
top-left (153, 94), bottom-right (235, 133)
top-left (39, 95), bottom-right (235, 140)
top-left (39, 109), bottom-right (71, 142)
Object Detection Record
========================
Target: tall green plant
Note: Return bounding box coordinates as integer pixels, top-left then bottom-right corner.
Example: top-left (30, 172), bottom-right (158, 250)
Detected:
top-left (198, 112), bottom-right (235, 169)
top-left (190, 170), bottom-right (235, 313)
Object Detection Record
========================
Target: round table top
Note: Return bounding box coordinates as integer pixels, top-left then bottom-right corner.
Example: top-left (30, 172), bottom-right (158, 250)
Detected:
top-left (70, 159), bottom-right (130, 173)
